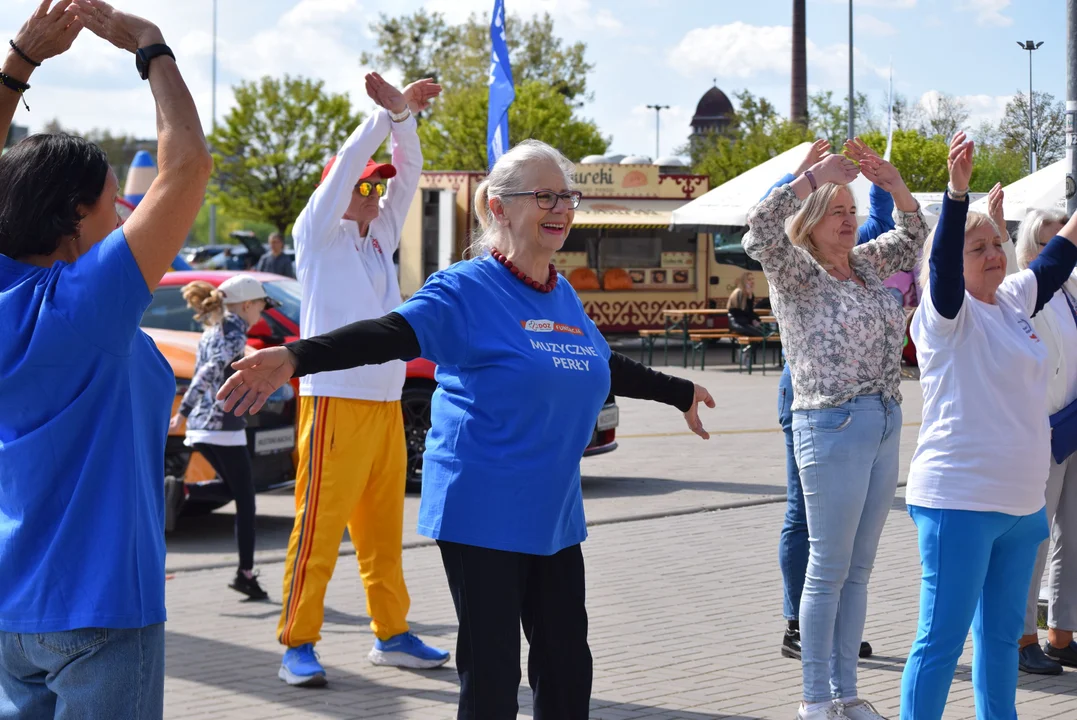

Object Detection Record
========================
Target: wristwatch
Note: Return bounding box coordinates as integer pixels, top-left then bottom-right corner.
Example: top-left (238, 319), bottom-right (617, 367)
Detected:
top-left (388, 106), bottom-right (412, 123)
top-left (136, 44), bottom-right (175, 81)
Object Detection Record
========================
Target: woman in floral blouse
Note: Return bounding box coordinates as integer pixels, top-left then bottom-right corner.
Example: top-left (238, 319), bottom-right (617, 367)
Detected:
top-left (743, 139), bottom-right (928, 720)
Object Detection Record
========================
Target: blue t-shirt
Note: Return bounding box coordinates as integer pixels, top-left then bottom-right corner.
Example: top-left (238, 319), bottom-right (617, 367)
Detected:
top-left (396, 256), bottom-right (612, 555)
top-left (0, 229), bottom-right (174, 632)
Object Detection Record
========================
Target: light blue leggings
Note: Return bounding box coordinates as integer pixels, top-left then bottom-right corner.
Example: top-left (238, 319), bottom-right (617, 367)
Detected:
top-left (901, 505), bottom-right (1048, 720)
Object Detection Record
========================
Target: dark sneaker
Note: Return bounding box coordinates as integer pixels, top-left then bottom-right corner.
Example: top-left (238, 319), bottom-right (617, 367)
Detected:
top-left (1019, 643), bottom-right (1063, 675)
top-left (1044, 640), bottom-right (1077, 668)
top-left (229, 570), bottom-right (269, 601)
top-left (782, 630), bottom-right (872, 661)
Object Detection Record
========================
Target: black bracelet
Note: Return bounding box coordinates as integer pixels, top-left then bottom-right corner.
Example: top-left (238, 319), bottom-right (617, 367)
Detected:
top-left (8, 40), bottom-right (41, 68)
top-left (0, 72), bottom-right (30, 111)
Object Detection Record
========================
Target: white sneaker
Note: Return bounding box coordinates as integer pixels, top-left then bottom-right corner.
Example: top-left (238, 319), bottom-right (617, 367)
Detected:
top-left (837, 698), bottom-right (889, 720)
top-left (797, 702), bottom-right (842, 720)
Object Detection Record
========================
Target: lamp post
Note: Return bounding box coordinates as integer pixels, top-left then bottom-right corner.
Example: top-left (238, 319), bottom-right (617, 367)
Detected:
top-left (848, 0), bottom-right (854, 140)
top-left (646, 104), bottom-right (669, 159)
top-left (1017, 39), bottom-right (1044, 173)
top-left (208, 0), bottom-right (218, 244)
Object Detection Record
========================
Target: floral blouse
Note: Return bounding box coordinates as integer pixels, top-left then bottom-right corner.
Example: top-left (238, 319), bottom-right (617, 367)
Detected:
top-left (743, 185), bottom-right (929, 410)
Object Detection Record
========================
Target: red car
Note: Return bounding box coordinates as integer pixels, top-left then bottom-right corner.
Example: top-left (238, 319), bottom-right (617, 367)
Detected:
top-left (144, 270), bottom-right (618, 499)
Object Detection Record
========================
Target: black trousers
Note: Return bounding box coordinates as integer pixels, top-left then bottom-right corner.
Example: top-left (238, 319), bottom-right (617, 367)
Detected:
top-left (192, 443), bottom-right (256, 571)
top-left (437, 540), bottom-right (592, 720)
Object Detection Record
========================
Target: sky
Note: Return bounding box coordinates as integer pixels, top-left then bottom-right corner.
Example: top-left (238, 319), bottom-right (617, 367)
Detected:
top-left (4, 0), bottom-right (1067, 164)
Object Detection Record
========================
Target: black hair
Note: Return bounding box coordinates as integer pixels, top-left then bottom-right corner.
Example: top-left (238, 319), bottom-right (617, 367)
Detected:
top-left (0, 133), bottom-right (110, 259)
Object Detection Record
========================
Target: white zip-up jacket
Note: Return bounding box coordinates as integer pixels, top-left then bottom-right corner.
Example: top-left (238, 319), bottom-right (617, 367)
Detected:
top-left (294, 109), bottom-right (421, 401)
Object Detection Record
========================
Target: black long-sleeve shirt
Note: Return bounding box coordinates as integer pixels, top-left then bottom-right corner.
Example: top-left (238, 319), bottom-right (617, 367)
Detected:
top-left (286, 312), bottom-right (696, 412)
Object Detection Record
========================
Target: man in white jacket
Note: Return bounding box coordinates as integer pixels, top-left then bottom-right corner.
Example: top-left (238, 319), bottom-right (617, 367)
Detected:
top-left (276, 72), bottom-right (446, 687)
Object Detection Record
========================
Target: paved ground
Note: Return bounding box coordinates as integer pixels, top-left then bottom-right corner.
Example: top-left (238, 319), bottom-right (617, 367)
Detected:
top-left (162, 359), bottom-right (1077, 719)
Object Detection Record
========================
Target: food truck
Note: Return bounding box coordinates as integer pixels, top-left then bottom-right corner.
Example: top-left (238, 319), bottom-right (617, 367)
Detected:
top-left (396, 160), bottom-right (729, 334)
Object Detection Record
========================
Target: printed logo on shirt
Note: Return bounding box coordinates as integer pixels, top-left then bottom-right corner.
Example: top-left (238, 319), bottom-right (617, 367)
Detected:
top-left (1017, 318), bottom-right (1040, 342)
top-left (520, 319), bottom-right (584, 336)
top-left (371, 238), bottom-right (383, 255)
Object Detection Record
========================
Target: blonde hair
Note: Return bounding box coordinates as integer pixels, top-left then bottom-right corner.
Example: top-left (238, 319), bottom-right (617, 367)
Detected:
top-left (1016, 207), bottom-right (1068, 270)
top-left (727, 272), bottom-right (753, 310)
top-left (917, 211), bottom-right (1001, 292)
top-left (468, 139), bottom-right (577, 258)
top-left (785, 183), bottom-right (856, 267)
top-left (182, 280), bottom-right (226, 326)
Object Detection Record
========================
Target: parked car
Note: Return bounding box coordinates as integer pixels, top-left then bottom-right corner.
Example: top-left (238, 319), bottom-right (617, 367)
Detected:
top-left (144, 271), bottom-right (619, 514)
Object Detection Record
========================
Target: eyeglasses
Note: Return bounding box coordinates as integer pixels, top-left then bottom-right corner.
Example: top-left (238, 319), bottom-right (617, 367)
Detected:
top-left (501, 190), bottom-right (583, 210)
top-left (355, 181), bottom-right (387, 198)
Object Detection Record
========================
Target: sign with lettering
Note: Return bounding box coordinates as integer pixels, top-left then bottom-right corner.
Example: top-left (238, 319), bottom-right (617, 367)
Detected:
top-left (572, 165), bottom-right (660, 197)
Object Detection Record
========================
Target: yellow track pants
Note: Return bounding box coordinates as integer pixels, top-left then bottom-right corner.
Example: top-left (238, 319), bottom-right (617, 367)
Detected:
top-left (277, 396), bottom-right (410, 647)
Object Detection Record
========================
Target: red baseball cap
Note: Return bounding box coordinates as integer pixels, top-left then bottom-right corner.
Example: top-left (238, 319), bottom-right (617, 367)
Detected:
top-left (319, 157), bottom-right (397, 185)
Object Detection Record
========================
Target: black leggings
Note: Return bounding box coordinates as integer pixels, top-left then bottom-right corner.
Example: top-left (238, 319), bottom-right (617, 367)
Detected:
top-left (192, 443), bottom-right (256, 571)
top-left (437, 541), bottom-right (591, 720)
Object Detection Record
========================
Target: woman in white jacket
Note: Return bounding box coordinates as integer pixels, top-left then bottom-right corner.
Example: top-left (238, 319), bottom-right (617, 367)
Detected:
top-left (1015, 207), bottom-right (1077, 675)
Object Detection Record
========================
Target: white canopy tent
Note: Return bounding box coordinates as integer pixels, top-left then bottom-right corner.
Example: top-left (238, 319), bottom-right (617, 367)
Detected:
top-left (969, 158), bottom-right (1067, 222)
top-left (669, 142), bottom-right (876, 231)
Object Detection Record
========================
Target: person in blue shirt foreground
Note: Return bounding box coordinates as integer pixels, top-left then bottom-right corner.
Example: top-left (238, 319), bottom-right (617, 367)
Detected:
top-left (765, 139), bottom-right (895, 663)
top-left (901, 133), bottom-right (1077, 719)
top-left (0, 1), bottom-right (212, 717)
top-left (216, 139), bottom-right (715, 720)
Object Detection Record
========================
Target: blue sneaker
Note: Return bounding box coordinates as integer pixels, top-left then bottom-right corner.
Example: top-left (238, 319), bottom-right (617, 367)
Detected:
top-left (368, 632), bottom-right (450, 669)
top-left (278, 643), bottom-right (327, 687)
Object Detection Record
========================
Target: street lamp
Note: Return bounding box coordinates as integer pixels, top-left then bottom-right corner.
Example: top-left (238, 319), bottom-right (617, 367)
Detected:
top-left (208, 0), bottom-right (218, 244)
top-left (1017, 39), bottom-right (1044, 173)
top-left (646, 104), bottom-right (669, 159)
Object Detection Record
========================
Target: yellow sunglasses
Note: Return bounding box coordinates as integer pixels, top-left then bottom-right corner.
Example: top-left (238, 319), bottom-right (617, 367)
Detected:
top-left (355, 181), bottom-right (387, 197)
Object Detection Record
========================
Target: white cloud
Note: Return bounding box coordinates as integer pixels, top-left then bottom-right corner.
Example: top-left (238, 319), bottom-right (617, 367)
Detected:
top-left (855, 14), bottom-right (897, 37)
top-left (422, 0), bottom-right (624, 34)
top-left (917, 90), bottom-right (1012, 131)
top-left (667, 22), bottom-right (888, 88)
top-left (958, 0), bottom-right (1013, 27)
top-left (624, 104), bottom-right (691, 159)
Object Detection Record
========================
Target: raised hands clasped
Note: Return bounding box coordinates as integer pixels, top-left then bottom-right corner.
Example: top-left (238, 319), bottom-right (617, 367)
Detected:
top-left (13, 0), bottom-right (83, 65)
top-left (71, 0), bottom-right (164, 53)
top-left (845, 137), bottom-right (906, 194)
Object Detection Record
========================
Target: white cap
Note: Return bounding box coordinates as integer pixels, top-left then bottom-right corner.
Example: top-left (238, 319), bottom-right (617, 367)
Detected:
top-left (218, 274), bottom-right (275, 306)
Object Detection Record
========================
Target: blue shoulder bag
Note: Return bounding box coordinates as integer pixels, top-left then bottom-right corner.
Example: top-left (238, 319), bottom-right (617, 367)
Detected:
top-left (1050, 290), bottom-right (1077, 464)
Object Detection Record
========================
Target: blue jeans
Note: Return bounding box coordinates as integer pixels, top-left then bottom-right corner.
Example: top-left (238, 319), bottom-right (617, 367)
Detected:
top-left (0, 624), bottom-right (164, 719)
top-left (793, 394), bottom-right (901, 703)
top-left (778, 364), bottom-right (808, 621)
top-left (901, 506), bottom-right (1047, 720)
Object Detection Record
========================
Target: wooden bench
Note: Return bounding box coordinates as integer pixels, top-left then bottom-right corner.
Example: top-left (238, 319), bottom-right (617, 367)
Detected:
top-left (638, 329), bottom-right (667, 366)
top-left (734, 335), bottom-right (783, 375)
top-left (688, 331), bottom-right (735, 369)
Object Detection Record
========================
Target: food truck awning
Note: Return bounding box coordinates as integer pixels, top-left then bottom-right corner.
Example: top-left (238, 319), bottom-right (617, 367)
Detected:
top-left (572, 198), bottom-right (684, 229)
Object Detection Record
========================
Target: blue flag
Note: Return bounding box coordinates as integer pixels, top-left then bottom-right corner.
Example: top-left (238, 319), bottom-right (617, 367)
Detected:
top-left (487, 0), bottom-right (514, 171)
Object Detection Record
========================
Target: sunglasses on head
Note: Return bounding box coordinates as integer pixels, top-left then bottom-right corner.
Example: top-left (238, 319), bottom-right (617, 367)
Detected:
top-left (355, 181), bottom-right (387, 197)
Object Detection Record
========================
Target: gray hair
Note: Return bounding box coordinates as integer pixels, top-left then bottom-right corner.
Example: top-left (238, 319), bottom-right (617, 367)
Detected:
top-left (917, 211), bottom-right (1001, 293)
top-left (1016, 207), bottom-right (1069, 270)
top-left (468, 139), bottom-right (576, 258)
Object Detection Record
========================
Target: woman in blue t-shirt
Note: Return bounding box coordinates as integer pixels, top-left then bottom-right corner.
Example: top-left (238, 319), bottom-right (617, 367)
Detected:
top-left (216, 139), bottom-right (716, 720)
top-left (0, 2), bottom-right (212, 717)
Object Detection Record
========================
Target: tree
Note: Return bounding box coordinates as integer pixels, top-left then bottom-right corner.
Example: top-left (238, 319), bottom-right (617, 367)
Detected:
top-left (808, 91), bottom-right (878, 148)
top-left (999, 90), bottom-right (1065, 170)
top-left (890, 93), bottom-right (924, 133)
top-left (919, 92), bottom-right (968, 140)
top-left (360, 10), bottom-right (593, 105)
top-left (417, 80), bottom-right (608, 171)
top-left (38, 119), bottom-right (150, 185)
top-left (207, 75), bottom-right (364, 235)
top-left (858, 130), bottom-right (949, 192)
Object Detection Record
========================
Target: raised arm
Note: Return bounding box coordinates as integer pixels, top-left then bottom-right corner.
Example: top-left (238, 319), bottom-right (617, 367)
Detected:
top-left (1, 2), bottom-right (81, 145)
top-left (926, 133), bottom-right (975, 320)
top-left (846, 138), bottom-right (927, 278)
top-left (857, 183), bottom-right (895, 245)
top-left (76, 0), bottom-right (213, 293)
top-left (377, 77), bottom-right (439, 250)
